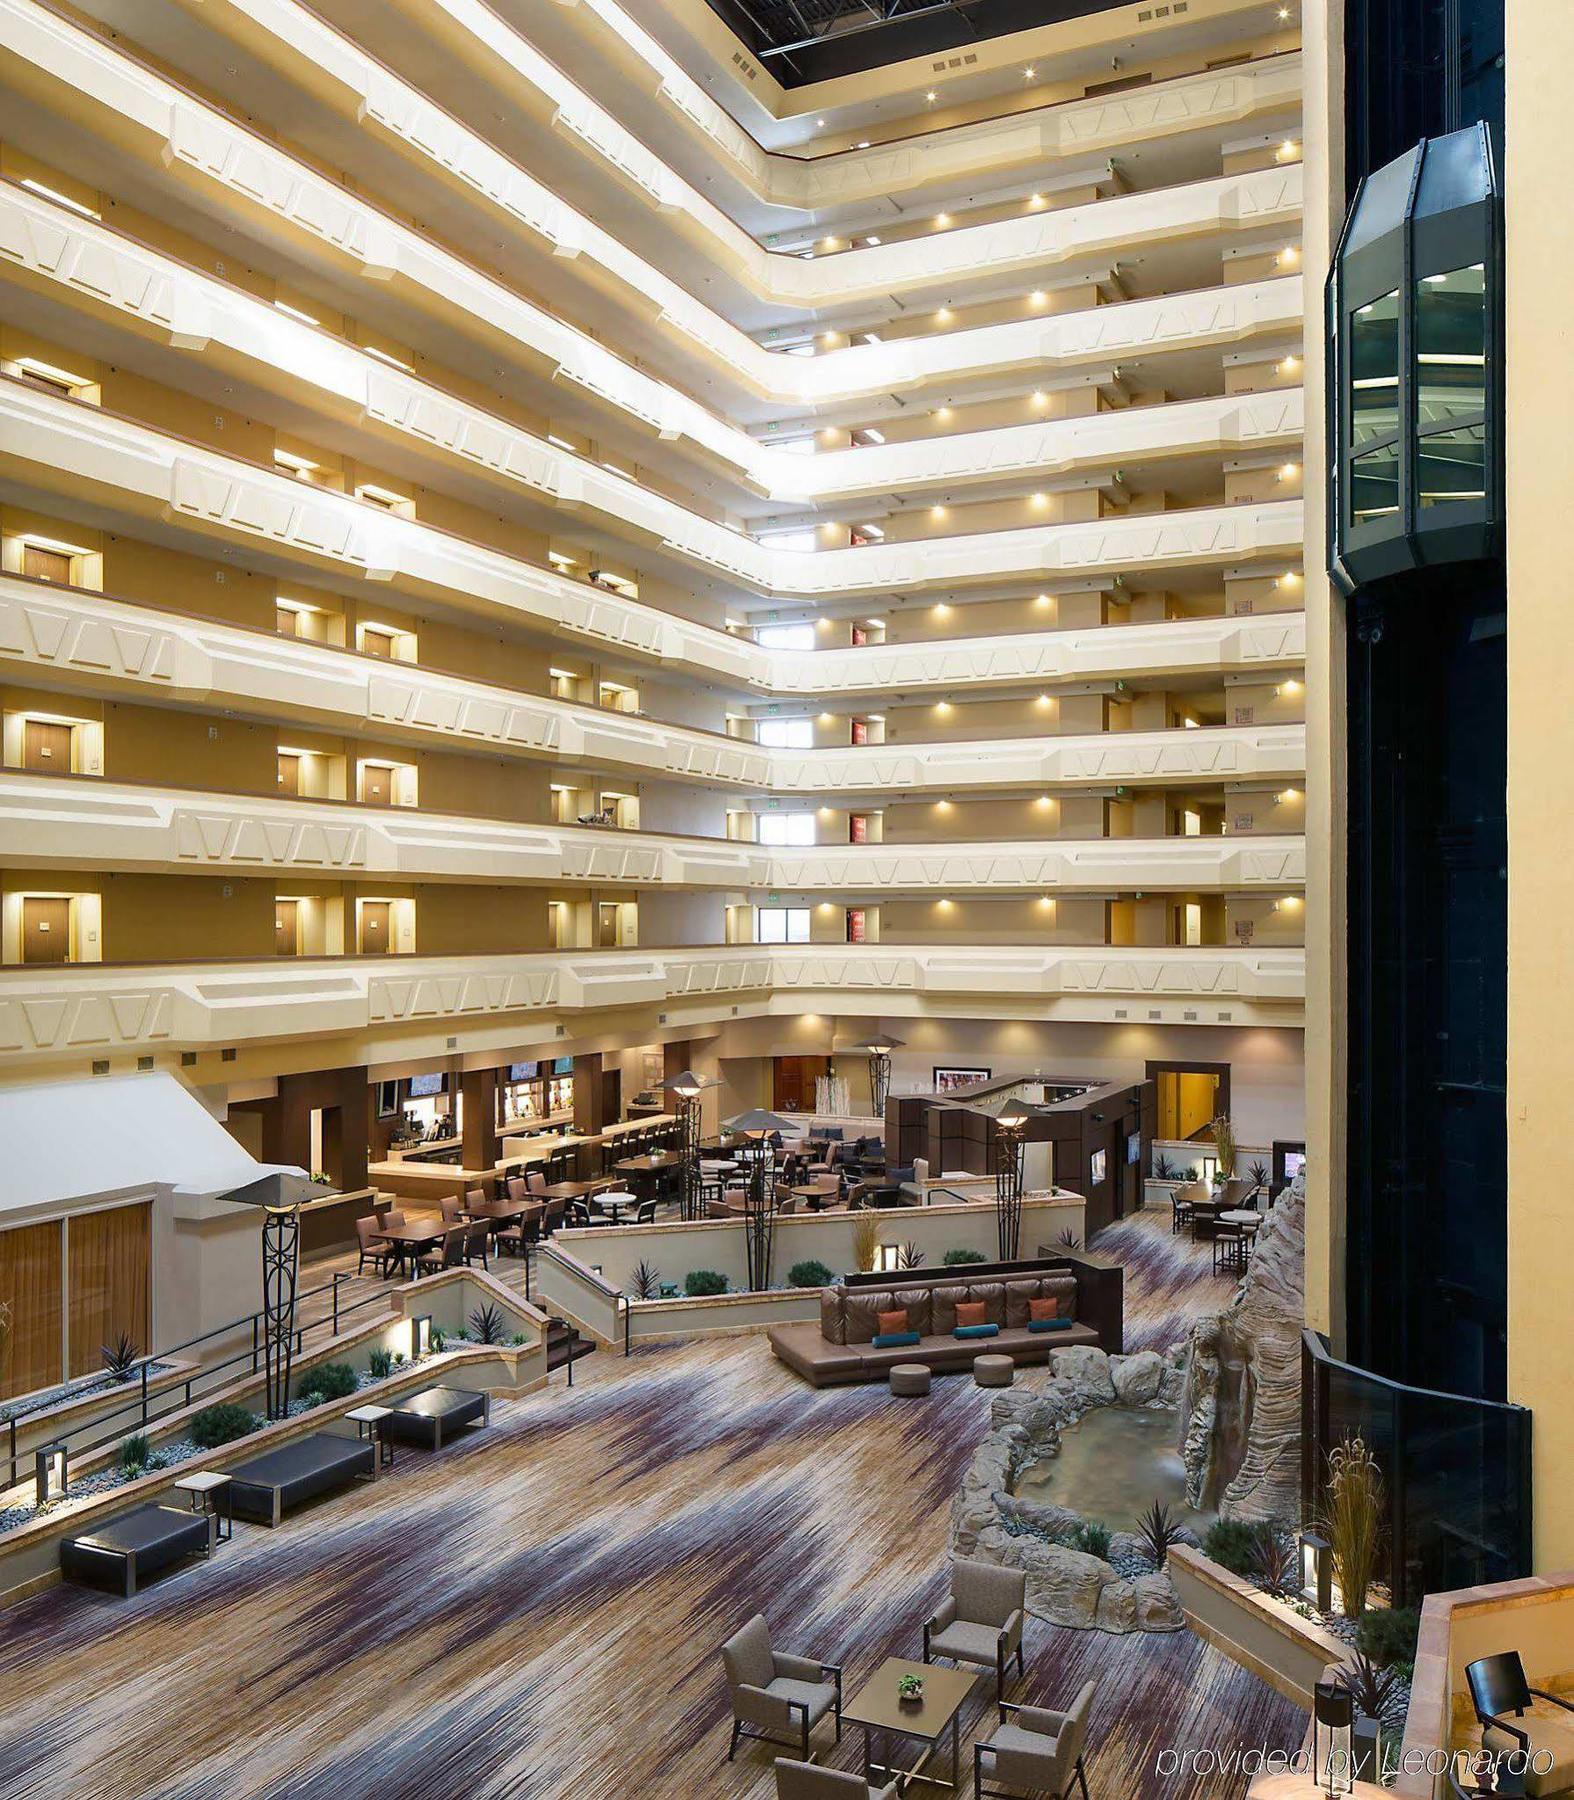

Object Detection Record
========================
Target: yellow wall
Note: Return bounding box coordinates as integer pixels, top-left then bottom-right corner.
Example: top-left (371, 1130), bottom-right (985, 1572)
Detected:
top-left (1505, 0), bottom-right (1574, 1572)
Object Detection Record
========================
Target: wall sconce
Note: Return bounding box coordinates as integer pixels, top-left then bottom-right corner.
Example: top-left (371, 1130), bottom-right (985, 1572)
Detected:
top-left (411, 1315), bottom-right (433, 1360)
top-left (35, 1442), bottom-right (68, 1508)
top-left (1299, 1529), bottom-right (1333, 1613)
top-left (1313, 1679), bottom-right (1354, 1796)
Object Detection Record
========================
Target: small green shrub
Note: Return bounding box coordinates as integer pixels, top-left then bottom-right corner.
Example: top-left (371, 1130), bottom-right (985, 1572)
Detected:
top-left (1356, 1604), bottom-right (1420, 1670)
top-left (942, 1248), bottom-right (988, 1267)
top-left (299, 1361), bottom-right (357, 1404)
top-left (367, 1347), bottom-right (394, 1380)
top-left (431, 1329), bottom-right (447, 1354)
top-left (683, 1269), bottom-right (728, 1297)
top-left (189, 1402), bottom-right (258, 1449)
top-left (1203, 1518), bottom-right (1259, 1578)
top-left (787, 1259), bottom-right (836, 1289)
top-left (1067, 1519), bottom-right (1111, 1561)
top-left (510, 1332), bottom-right (527, 1346)
top-left (117, 1432), bottom-right (154, 1476)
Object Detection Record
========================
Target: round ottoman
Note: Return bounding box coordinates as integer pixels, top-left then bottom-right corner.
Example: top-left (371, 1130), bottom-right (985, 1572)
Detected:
top-left (889, 1363), bottom-right (932, 1397)
top-left (973, 1353), bottom-right (1015, 1389)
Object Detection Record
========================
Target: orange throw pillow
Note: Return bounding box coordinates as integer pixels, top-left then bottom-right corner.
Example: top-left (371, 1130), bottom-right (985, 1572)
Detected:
top-left (955, 1301), bottom-right (988, 1328)
top-left (1029, 1296), bottom-right (1061, 1322)
top-left (877, 1308), bottom-right (909, 1337)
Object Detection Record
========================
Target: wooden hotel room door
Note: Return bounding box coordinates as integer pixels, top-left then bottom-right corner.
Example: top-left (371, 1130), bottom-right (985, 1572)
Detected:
top-left (21, 896), bottom-right (70, 963)
top-left (358, 901), bottom-right (391, 954)
top-left (22, 719), bottom-right (72, 771)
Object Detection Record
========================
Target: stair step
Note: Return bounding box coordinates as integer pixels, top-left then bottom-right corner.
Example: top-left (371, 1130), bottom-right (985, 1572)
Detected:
top-left (545, 1316), bottom-right (596, 1372)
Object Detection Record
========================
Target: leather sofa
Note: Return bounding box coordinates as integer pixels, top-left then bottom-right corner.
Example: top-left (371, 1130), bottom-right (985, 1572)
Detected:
top-left (768, 1271), bottom-right (1098, 1386)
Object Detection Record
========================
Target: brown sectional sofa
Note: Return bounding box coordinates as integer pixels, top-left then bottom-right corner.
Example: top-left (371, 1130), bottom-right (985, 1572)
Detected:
top-left (768, 1270), bottom-right (1099, 1386)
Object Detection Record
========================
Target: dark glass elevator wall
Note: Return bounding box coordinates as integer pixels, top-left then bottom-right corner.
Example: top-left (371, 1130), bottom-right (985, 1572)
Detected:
top-left (1345, 572), bottom-right (1506, 1399)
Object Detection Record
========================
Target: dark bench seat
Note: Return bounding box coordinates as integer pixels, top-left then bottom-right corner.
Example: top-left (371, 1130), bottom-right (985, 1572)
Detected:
top-left (767, 1319), bottom-right (1098, 1386)
top-left (380, 1385), bottom-right (490, 1450)
top-left (60, 1502), bottom-right (212, 1596)
top-left (226, 1432), bottom-right (375, 1526)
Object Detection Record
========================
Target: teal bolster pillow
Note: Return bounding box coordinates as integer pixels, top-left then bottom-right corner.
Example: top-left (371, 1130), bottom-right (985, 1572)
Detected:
top-left (1028, 1318), bottom-right (1073, 1333)
top-left (873, 1331), bottom-right (920, 1348)
top-left (953, 1323), bottom-right (999, 1340)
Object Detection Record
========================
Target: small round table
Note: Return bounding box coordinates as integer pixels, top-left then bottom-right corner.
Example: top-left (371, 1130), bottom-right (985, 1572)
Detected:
top-left (889, 1364), bottom-right (931, 1397)
top-left (973, 1354), bottom-right (1015, 1389)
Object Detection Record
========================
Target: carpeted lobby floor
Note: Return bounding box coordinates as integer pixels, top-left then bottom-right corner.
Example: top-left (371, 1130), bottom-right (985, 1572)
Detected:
top-left (0, 1208), bottom-right (1304, 1800)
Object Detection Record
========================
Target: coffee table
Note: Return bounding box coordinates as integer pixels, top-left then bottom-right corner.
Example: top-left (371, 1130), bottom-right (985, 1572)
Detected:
top-left (843, 1657), bottom-right (977, 1792)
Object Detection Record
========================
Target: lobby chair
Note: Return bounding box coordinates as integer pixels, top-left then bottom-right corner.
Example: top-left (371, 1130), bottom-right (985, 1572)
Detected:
top-left (463, 1217), bottom-right (490, 1270)
top-left (773, 1758), bottom-right (897, 1800)
top-left (974, 1682), bottom-right (1096, 1800)
top-left (505, 1176), bottom-right (527, 1205)
top-left (923, 1558), bottom-right (1027, 1703)
top-left (440, 1195), bottom-right (466, 1226)
top-left (496, 1202), bottom-right (542, 1259)
top-left (721, 1613), bottom-right (842, 1764)
top-left (634, 1198), bottom-right (659, 1224)
top-left (355, 1214), bottom-right (390, 1277)
top-left (1467, 1651), bottom-right (1574, 1794)
top-left (526, 1171), bottom-right (548, 1197)
top-left (569, 1200), bottom-right (614, 1230)
top-left (416, 1226), bottom-right (467, 1279)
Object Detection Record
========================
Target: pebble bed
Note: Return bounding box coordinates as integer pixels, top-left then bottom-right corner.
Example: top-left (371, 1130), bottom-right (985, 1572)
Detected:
top-left (0, 1364), bottom-right (172, 1427)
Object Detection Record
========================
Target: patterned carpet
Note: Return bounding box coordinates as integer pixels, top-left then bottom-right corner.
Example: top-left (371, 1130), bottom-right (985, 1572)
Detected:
top-left (0, 1209), bottom-right (1303, 1800)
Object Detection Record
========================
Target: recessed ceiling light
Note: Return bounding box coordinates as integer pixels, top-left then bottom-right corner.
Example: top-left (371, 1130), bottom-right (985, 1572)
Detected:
top-left (926, 90), bottom-right (937, 103)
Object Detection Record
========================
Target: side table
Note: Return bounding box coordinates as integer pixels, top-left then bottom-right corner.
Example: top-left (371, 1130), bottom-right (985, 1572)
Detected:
top-left (346, 1403), bottom-right (395, 1469)
top-left (173, 1470), bottom-right (233, 1546)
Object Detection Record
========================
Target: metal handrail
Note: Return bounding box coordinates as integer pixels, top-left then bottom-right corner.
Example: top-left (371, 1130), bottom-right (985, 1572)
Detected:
top-left (4, 1270), bottom-right (389, 1489)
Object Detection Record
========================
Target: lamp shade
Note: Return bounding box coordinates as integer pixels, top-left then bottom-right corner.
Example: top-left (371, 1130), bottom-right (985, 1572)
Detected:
top-left (855, 1032), bottom-right (905, 1054)
top-left (995, 1103), bottom-right (1033, 1131)
top-left (217, 1170), bottom-right (334, 1211)
top-left (724, 1108), bottom-right (793, 1136)
top-left (664, 1069), bottom-right (719, 1099)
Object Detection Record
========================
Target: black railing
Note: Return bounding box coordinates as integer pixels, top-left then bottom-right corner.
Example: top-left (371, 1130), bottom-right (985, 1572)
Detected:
top-left (1301, 1329), bottom-right (1532, 1606)
top-left (5, 1270), bottom-right (390, 1489)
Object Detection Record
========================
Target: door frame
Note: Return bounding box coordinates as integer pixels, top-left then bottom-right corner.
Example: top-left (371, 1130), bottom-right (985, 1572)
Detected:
top-left (1144, 1060), bottom-right (1232, 1135)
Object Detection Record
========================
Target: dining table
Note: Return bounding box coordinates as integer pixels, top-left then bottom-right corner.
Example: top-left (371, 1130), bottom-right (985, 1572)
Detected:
top-left (372, 1219), bottom-right (451, 1279)
top-left (614, 1154), bottom-right (682, 1206)
top-left (534, 1178), bottom-right (613, 1204)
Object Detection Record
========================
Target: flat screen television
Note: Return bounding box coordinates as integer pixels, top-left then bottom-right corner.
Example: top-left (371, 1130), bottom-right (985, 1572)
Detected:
top-left (552, 1055), bottom-right (574, 1076)
top-left (1126, 1130), bottom-right (1143, 1165)
top-left (508, 1061), bottom-right (538, 1082)
top-left (407, 1072), bottom-right (444, 1099)
top-left (374, 1080), bottom-right (399, 1119)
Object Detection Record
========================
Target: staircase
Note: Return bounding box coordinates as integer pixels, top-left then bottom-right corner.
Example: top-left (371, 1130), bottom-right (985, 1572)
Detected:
top-left (546, 1316), bottom-right (596, 1376)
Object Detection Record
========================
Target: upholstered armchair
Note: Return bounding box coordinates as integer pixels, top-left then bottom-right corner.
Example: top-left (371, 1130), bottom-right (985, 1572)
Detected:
top-left (923, 1558), bottom-right (1027, 1702)
top-left (1468, 1651), bottom-right (1574, 1794)
top-left (974, 1683), bottom-right (1096, 1800)
top-left (720, 1614), bottom-right (843, 1763)
top-left (773, 1757), bottom-right (898, 1800)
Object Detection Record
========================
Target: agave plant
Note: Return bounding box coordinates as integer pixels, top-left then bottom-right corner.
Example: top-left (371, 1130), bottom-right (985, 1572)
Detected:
top-left (628, 1260), bottom-right (662, 1300)
top-left (1133, 1499), bottom-right (1186, 1570)
top-left (1340, 1651), bottom-right (1402, 1720)
top-left (467, 1302), bottom-right (505, 1345)
top-left (1249, 1520), bottom-right (1299, 1598)
top-left (1055, 1227), bottom-right (1083, 1251)
top-left (895, 1242), bottom-right (925, 1270)
top-left (1247, 1158), bottom-right (1271, 1193)
top-left (1152, 1152), bottom-right (1178, 1181)
top-left (101, 1331), bottom-right (140, 1382)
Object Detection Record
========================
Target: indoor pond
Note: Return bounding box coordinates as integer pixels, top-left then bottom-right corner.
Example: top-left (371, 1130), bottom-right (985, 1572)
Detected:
top-left (1011, 1404), bottom-right (1217, 1532)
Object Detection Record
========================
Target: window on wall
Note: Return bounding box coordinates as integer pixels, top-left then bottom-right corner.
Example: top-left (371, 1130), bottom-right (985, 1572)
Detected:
top-left (757, 907), bottom-right (811, 944)
top-left (757, 624), bottom-right (816, 651)
top-left (757, 718), bottom-right (815, 749)
top-left (757, 813), bottom-right (815, 846)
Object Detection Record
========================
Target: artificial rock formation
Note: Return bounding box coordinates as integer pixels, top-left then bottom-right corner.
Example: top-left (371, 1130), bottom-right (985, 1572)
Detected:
top-left (950, 1347), bottom-right (1189, 1635)
top-left (1178, 1170), bottom-right (1306, 1522)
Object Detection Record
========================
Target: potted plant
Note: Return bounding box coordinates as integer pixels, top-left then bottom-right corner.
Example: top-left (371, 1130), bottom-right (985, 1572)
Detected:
top-left (1340, 1652), bottom-right (1400, 1784)
top-left (897, 1673), bottom-right (925, 1709)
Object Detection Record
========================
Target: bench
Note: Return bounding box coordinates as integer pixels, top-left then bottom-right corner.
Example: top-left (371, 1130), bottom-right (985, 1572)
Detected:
top-left (380, 1386), bottom-right (490, 1451)
top-left (225, 1433), bottom-right (376, 1527)
top-left (60, 1502), bottom-right (213, 1597)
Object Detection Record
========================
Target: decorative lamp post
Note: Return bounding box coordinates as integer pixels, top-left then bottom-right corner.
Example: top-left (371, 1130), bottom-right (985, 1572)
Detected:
top-left (411, 1314), bottom-right (433, 1361)
top-left (1300, 1528), bottom-right (1334, 1614)
top-left (34, 1442), bottom-right (67, 1509)
top-left (993, 1101), bottom-right (1032, 1261)
top-left (664, 1068), bottom-right (721, 1222)
top-left (1313, 1678), bottom-right (1355, 1797)
top-left (219, 1169), bottom-right (334, 1421)
top-left (724, 1108), bottom-right (793, 1291)
top-left (854, 1032), bottom-right (904, 1120)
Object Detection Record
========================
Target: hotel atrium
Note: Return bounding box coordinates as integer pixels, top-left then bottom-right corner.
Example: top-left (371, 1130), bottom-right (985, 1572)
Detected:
top-left (0, 0), bottom-right (1562, 1794)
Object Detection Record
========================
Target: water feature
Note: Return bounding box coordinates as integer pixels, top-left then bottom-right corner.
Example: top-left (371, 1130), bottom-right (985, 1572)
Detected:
top-left (1011, 1404), bottom-right (1217, 1533)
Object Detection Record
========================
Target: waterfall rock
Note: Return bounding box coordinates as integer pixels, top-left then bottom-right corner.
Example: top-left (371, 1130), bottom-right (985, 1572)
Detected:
top-left (1110, 1350), bottom-right (1165, 1406)
top-left (1179, 1171), bottom-right (1307, 1522)
top-left (1050, 1345), bottom-right (1115, 1404)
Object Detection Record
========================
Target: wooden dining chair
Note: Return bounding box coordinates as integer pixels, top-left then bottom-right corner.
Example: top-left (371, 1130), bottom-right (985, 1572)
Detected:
top-left (417, 1225), bottom-right (467, 1278)
top-left (439, 1195), bottom-right (465, 1226)
top-left (505, 1175), bottom-right (528, 1206)
top-left (496, 1201), bottom-right (543, 1258)
top-left (355, 1213), bottom-right (390, 1277)
top-left (463, 1217), bottom-right (491, 1271)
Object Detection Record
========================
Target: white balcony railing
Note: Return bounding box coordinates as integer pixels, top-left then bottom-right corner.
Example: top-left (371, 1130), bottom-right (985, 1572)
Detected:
top-left (0, 0), bottom-right (1301, 406)
top-left (0, 379), bottom-right (1306, 607)
top-left (0, 583), bottom-right (1303, 774)
top-left (0, 172), bottom-right (1303, 509)
top-left (0, 772), bottom-right (1306, 892)
top-left (396, 0), bottom-right (1299, 229)
top-left (0, 942), bottom-right (1307, 1064)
